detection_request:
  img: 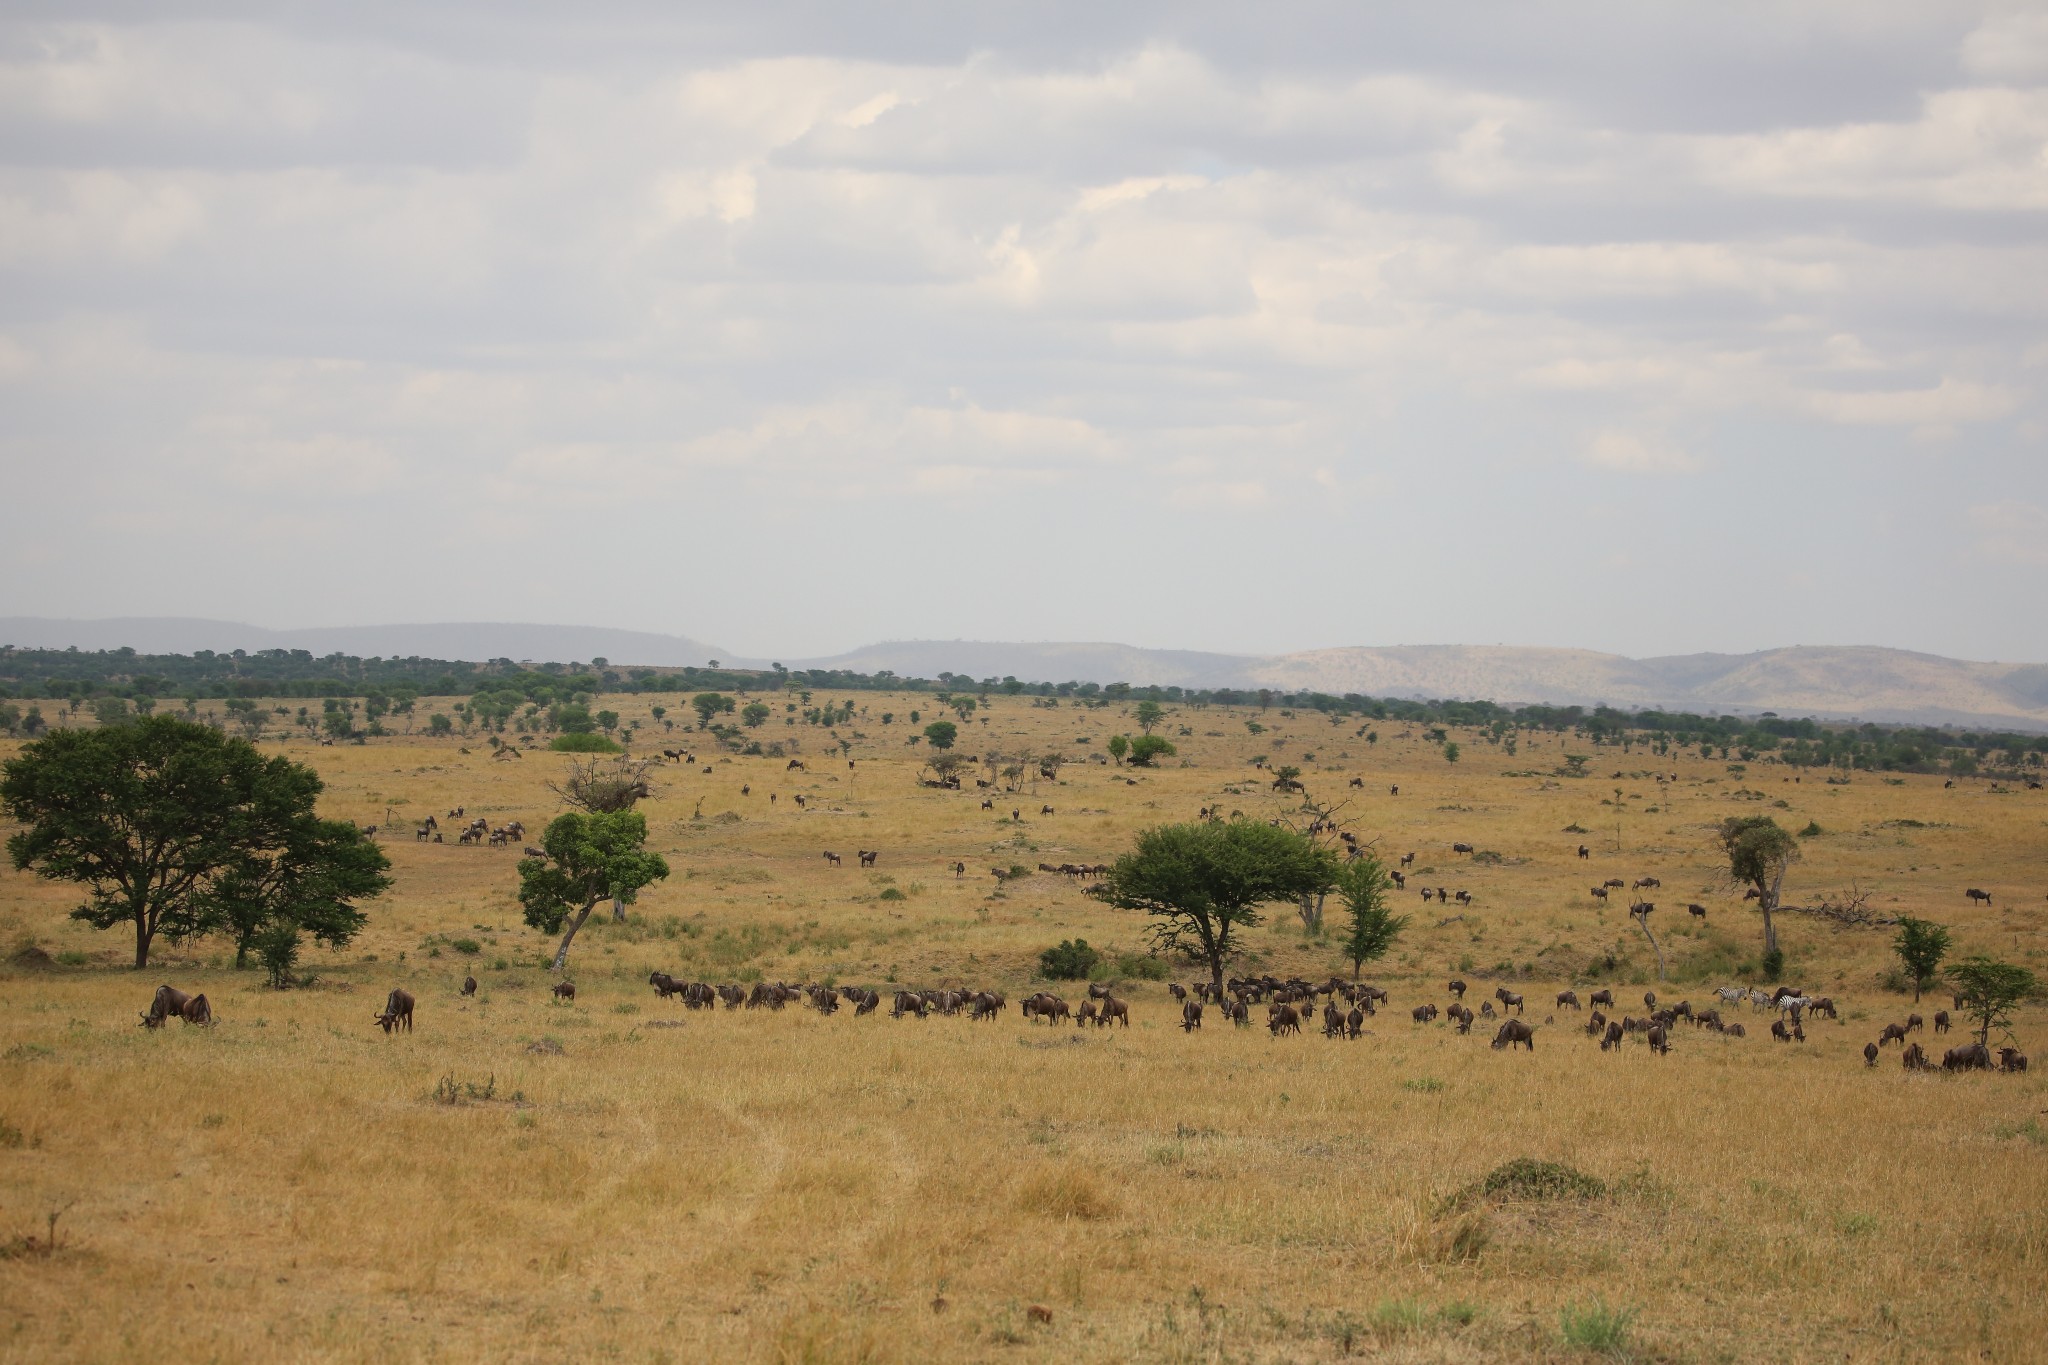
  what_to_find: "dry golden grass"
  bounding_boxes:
[3,693,2045,1362]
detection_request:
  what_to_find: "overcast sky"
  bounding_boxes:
[2,2,2044,662]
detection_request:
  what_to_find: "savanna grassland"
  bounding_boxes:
[2,693,2045,1363]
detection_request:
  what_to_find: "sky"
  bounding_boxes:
[1,1,2045,663]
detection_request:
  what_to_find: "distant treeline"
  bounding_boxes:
[1,645,2043,775]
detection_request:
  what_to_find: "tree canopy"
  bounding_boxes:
[1133,699,1165,733]
[1892,916,1951,1002]
[1945,956,2037,1047]
[1335,854,1406,979]
[923,720,958,750]
[2,715,389,969]
[1126,734,1177,767]
[518,811,670,971]
[1717,813,1798,970]
[1092,819,1337,990]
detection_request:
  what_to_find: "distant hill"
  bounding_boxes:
[5,618,2043,729]
[0,618,732,669]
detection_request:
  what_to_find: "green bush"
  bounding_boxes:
[1039,938,1100,980]
[1114,951,1168,980]
[1558,1297,1635,1355]
[878,887,906,902]
[550,733,622,753]
[255,922,302,990]
[450,937,482,955]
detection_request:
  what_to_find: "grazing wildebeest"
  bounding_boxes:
[1599,1020,1624,1051]
[1447,979,1467,999]
[787,759,805,771]
[1349,776,1364,788]
[1410,1004,1438,1024]
[1725,1023,1747,1038]
[1099,995,1129,1028]
[1999,1047,2028,1073]
[1590,886,1609,901]
[1555,990,1580,1010]
[1633,876,1661,890]
[1646,1024,1670,1055]
[1495,987,1524,1015]
[374,988,414,1033]
[1268,1004,1302,1036]
[1181,1000,1203,1032]
[1901,1042,1930,1070]
[1074,999,1098,1028]
[141,984,192,1028]
[461,975,478,997]
[1452,842,1474,855]
[1863,1041,1879,1066]
[1399,852,1415,867]
[1448,1003,1473,1034]
[1590,989,1614,1009]
[823,851,842,866]
[1905,1013,1924,1032]
[858,850,878,867]
[1480,1000,1495,1018]
[1577,845,1590,859]
[1687,903,1708,920]
[1040,806,1054,816]
[953,861,965,877]
[1491,1018,1534,1051]
[1943,1042,1992,1071]
[1933,1010,1950,1034]
[551,981,576,1003]
[1965,888,1992,906]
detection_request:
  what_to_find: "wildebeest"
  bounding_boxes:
[1999,1047,2028,1073]
[1495,987,1524,1015]
[461,975,478,997]
[1447,979,1467,998]
[551,981,576,1003]
[1590,886,1609,901]
[1492,1018,1534,1051]
[1643,991,1657,1009]
[374,988,414,1033]
[1447,1002,1473,1034]
[1555,989,1580,1010]
[1646,1024,1670,1055]
[1451,842,1474,855]
[858,850,878,867]
[1933,1010,1950,1034]
[823,851,842,866]
[1771,1019,1795,1043]
[1074,999,1098,1027]
[1181,1000,1203,1032]
[1878,1021,1909,1047]
[141,984,194,1028]
[1863,1040,1879,1066]
[1577,844,1590,859]
[1902,1042,1930,1070]
[1590,988,1614,1009]
[1410,1004,1438,1024]
[1599,1020,1624,1051]
[1965,888,1992,906]
[1268,1004,1302,1036]
[1942,1042,1992,1071]
[1633,876,1661,890]
[1098,995,1129,1028]
[1687,903,1707,920]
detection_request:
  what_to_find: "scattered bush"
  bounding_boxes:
[1039,939,1101,980]
[1113,951,1168,980]
[1558,1297,1636,1355]
[450,937,482,955]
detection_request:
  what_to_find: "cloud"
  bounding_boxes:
[1803,378,2018,427]
[1580,429,1700,475]
[1970,501,2048,566]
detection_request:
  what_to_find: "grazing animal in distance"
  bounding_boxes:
[1998,1047,2028,1073]
[1599,1020,1624,1051]
[1646,1024,1670,1055]
[1491,1018,1534,1051]
[1451,842,1474,855]
[823,851,842,866]
[1555,989,1580,1010]
[1965,888,1992,906]
[1590,989,1614,1009]
[1863,1041,1879,1066]
[1687,903,1707,919]
[374,989,415,1033]
[1447,979,1467,998]
[1181,1000,1203,1032]
[858,850,878,867]
[551,981,576,1003]
[1410,1004,1438,1024]
[1901,1042,1930,1070]
[1577,845,1590,859]
[461,975,477,997]
[1943,1042,1992,1071]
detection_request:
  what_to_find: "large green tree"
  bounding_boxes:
[209,812,391,976]
[923,720,958,750]
[1335,854,1406,979]
[1126,735,1177,767]
[1091,818,1337,993]
[518,811,670,971]
[1133,700,1165,733]
[1717,814,1799,974]
[2,716,390,969]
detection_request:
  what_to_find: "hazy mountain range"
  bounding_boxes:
[5,618,2046,730]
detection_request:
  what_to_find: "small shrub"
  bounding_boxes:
[54,950,89,967]
[1478,1157,1606,1203]
[1114,952,1169,981]
[1798,820,1822,838]
[1558,1297,1635,1355]
[549,733,622,753]
[255,922,302,990]
[1040,939,1100,980]
[1761,947,1785,981]
[878,887,906,902]
[1015,1164,1118,1221]
[450,937,482,955]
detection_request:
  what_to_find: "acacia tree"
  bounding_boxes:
[1134,700,1165,733]
[210,814,391,978]
[1892,916,1952,1002]
[518,811,670,971]
[1945,957,2037,1048]
[1718,814,1798,977]
[2,716,389,969]
[1335,854,1406,979]
[1091,819,1336,993]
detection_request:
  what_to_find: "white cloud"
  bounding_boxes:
[1580,429,1701,475]
[1803,378,2018,427]
[1970,501,2048,565]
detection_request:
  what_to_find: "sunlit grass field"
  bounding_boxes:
[3,692,2044,1361]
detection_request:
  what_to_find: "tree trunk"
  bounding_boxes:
[611,894,626,924]
[1761,862,1788,956]
[551,897,600,972]
[134,914,152,970]
[1634,913,1666,981]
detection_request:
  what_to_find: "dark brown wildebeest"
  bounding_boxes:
[462,975,478,997]
[1725,1022,1747,1038]
[1555,990,1580,1010]
[794,794,807,808]
[1965,888,1992,906]
[649,971,682,998]
[858,850,878,867]
[1771,1019,1799,1043]
[787,759,806,771]
[1495,987,1524,1015]
[1864,1041,1880,1066]
[1687,903,1708,920]
[1633,876,1661,890]
[1074,999,1098,1027]
[1643,990,1658,1009]
[1349,776,1364,788]
[1807,997,1837,1019]
[740,784,750,797]
[1399,851,1415,867]
[1585,1009,1606,1036]
[1448,1003,1473,1034]
[1878,1022,1909,1047]
[1933,1010,1950,1034]
[1268,1003,1302,1036]
[1942,1042,1992,1071]
[1181,1000,1202,1032]
[1600,1020,1624,1051]
[1410,1003,1438,1024]
[1906,1013,1924,1032]
[980,797,994,811]
[1577,844,1590,859]
[1494,1020,1535,1055]
[374,988,415,1033]
[551,981,576,1003]
[1099,996,1129,1028]
[1040,805,1054,816]
[823,851,842,866]
[1447,979,1467,999]
[1346,1007,1365,1038]
[1590,988,1614,1009]
[1902,1042,1930,1070]
[1999,1047,2028,1073]
[1604,878,1626,890]
[1590,886,1609,901]
[1646,1024,1670,1055]
[953,861,966,877]
[523,846,547,859]
[1452,841,1475,854]
[141,984,191,1028]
